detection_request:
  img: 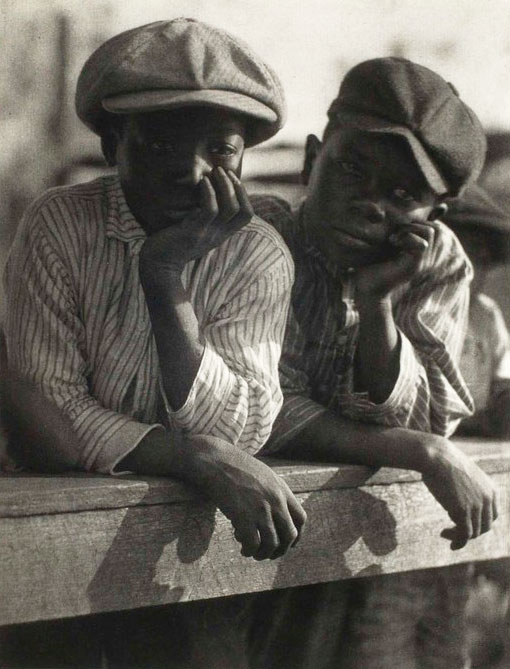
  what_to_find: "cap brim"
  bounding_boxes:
[102,89,278,124]
[333,109,450,195]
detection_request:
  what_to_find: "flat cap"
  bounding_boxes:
[328,58,486,196]
[75,18,286,147]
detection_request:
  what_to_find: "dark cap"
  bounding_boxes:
[327,57,486,196]
[75,18,286,147]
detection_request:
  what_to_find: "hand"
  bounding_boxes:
[178,435,307,561]
[355,222,437,302]
[422,439,498,550]
[139,167,254,274]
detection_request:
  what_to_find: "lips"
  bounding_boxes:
[164,203,199,222]
[331,228,380,250]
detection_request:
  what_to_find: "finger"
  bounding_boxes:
[395,221,436,243]
[287,497,307,547]
[389,231,429,254]
[492,493,499,521]
[457,513,473,548]
[197,175,219,223]
[233,522,260,558]
[210,167,240,224]
[253,510,280,561]
[480,500,493,535]
[227,170,254,232]
[440,526,467,551]
[270,507,300,559]
[471,506,482,538]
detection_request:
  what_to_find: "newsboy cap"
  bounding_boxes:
[75,18,286,147]
[327,57,486,196]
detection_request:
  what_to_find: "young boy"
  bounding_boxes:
[2,18,304,667]
[444,184,510,667]
[251,58,496,668]
[445,184,510,438]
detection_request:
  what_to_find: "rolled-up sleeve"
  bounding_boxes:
[339,223,475,437]
[165,227,295,455]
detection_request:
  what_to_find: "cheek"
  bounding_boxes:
[220,153,243,176]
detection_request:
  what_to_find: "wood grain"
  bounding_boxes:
[0,438,509,625]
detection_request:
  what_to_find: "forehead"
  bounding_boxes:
[323,126,430,186]
[124,107,247,139]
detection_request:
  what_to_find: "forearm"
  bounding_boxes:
[276,409,441,475]
[355,298,401,403]
[120,427,268,490]
[140,266,205,410]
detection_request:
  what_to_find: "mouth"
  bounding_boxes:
[331,228,380,251]
[164,205,199,222]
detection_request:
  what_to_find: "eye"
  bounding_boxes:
[392,188,416,203]
[209,143,238,157]
[336,161,362,178]
[148,140,175,154]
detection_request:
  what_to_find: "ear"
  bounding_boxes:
[428,202,448,221]
[301,134,322,185]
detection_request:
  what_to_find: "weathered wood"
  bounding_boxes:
[1,439,508,518]
[0,439,509,626]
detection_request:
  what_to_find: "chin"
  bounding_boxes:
[332,246,383,269]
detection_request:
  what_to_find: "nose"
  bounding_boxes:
[171,151,213,186]
[350,200,386,224]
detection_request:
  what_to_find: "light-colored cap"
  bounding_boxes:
[75,18,286,147]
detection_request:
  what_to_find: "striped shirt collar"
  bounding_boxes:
[104,175,148,247]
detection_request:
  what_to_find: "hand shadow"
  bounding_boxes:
[86,491,217,614]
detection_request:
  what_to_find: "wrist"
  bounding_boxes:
[173,435,241,487]
[139,259,184,290]
[418,433,456,476]
[356,294,393,314]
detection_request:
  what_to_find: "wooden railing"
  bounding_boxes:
[1,438,509,626]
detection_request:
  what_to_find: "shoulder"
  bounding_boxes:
[14,177,110,244]
[226,204,295,278]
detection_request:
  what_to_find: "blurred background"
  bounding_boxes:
[2,2,510,666]
[1,0,510,295]
[2,0,510,270]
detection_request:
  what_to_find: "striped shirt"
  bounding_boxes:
[4,176,294,473]
[251,196,474,448]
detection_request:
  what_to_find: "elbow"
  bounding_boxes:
[1,370,80,473]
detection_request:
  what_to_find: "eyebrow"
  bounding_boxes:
[330,143,366,162]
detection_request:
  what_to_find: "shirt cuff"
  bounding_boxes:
[340,333,421,422]
[164,342,233,434]
[93,421,166,475]
[261,395,328,454]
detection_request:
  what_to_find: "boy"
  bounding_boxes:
[252,58,497,668]
[2,19,304,667]
[445,184,510,438]
[445,184,510,667]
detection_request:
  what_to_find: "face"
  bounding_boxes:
[113,107,246,234]
[302,127,447,268]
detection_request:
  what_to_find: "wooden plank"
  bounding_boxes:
[1,438,509,518]
[0,446,509,626]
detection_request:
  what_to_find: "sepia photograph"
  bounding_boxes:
[1,1,510,667]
